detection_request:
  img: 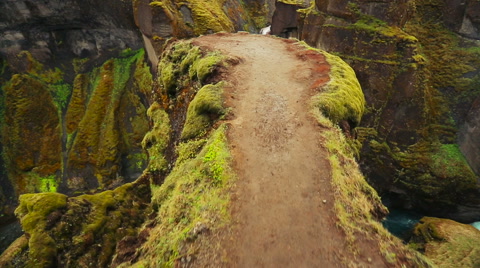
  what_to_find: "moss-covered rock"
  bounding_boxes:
[15,192,67,267]
[142,102,171,173]
[66,49,150,190]
[410,217,480,267]
[6,178,151,267]
[181,83,226,140]
[2,72,62,195]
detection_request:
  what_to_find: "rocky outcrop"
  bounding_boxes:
[0,176,151,267]
[409,217,480,267]
[272,0,480,222]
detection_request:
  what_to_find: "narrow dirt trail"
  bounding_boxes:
[194,33,347,267]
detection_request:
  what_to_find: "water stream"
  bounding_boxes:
[382,208,422,241]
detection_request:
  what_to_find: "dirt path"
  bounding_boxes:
[194,33,348,267]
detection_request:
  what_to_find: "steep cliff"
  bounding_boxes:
[0,0,268,222]
[273,0,480,221]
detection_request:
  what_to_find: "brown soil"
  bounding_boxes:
[192,33,380,267]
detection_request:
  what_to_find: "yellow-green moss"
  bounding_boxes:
[65,74,88,134]
[277,0,309,6]
[189,51,224,82]
[2,73,62,194]
[299,42,365,125]
[158,41,224,95]
[310,110,432,266]
[394,142,477,201]
[410,217,480,267]
[181,82,226,140]
[133,124,233,267]
[67,49,146,187]
[15,192,67,267]
[142,102,171,173]
[176,138,207,164]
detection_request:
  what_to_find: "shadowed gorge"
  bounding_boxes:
[1,0,480,267]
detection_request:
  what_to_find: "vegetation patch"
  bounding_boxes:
[298,42,365,126]
[410,217,480,267]
[158,41,224,95]
[132,124,234,267]
[142,102,171,173]
[181,82,226,140]
[15,192,67,267]
[67,49,148,188]
[8,179,151,267]
[311,110,432,267]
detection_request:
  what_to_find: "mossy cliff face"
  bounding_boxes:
[0,49,150,199]
[66,49,150,192]
[409,217,480,267]
[0,178,150,267]
[0,0,148,222]
[275,0,480,221]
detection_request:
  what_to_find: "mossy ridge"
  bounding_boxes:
[2,74,62,195]
[297,41,365,126]
[410,217,480,267]
[311,110,433,267]
[15,192,68,267]
[181,82,226,140]
[67,49,146,188]
[131,124,233,267]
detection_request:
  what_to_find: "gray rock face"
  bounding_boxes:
[459,97,480,176]
[0,0,142,67]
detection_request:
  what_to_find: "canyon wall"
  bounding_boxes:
[272,0,480,222]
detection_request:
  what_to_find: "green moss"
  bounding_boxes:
[392,141,477,202]
[2,73,62,193]
[65,74,88,134]
[134,124,233,267]
[277,0,308,6]
[189,51,224,82]
[431,144,475,179]
[181,82,226,140]
[179,46,201,73]
[142,102,171,173]
[410,217,480,267]
[158,41,223,95]
[176,139,207,164]
[299,42,365,125]
[15,192,67,267]
[67,49,146,187]
[160,62,176,93]
[310,110,431,266]
[15,192,67,233]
